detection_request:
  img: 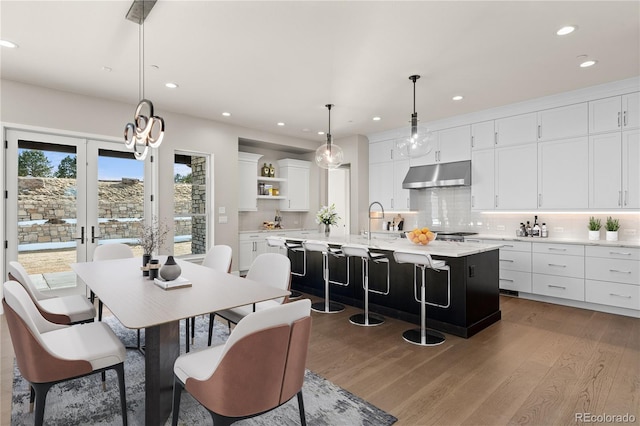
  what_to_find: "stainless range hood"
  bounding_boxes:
[402,160,471,189]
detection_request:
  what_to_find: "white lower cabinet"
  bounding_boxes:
[498,241,532,292]
[532,274,585,301]
[585,246,640,310]
[532,243,584,303]
[238,234,267,271]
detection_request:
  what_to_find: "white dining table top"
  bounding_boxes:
[71,256,290,329]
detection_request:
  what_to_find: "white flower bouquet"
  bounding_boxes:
[316,204,340,226]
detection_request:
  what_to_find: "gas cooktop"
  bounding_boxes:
[433,231,478,241]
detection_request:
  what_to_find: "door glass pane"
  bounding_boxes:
[97,149,145,255]
[17,140,78,291]
[174,153,208,256]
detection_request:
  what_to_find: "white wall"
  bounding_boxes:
[1,79,321,262]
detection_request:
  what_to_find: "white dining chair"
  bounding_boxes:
[7,261,95,325]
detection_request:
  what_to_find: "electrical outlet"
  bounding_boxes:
[218,216,228,224]
[218,206,226,214]
[624,229,637,236]
[554,227,564,233]
[497,225,505,231]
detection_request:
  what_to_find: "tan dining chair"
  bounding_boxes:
[3,280,128,426]
[172,299,312,426]
[7,261,95,325]
[212,253,291,342]
[186,245,233,352]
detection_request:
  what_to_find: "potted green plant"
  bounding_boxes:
[588,216,601,241]
[605,216,620,241]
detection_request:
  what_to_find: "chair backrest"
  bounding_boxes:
[246,253,291,303]
[302,239,328,253]
[2,281,91,383]
[265,236,286,248]
[341,243,371,259]
[202,245,233,273]
[184,299,312,418]
[8,261,50,302]
[93,243,134,261]
[393,250,438,269]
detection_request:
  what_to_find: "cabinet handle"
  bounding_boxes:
[623,110,627,127]
[609,269,631,274]
[495,195,498,208]
[495,132,498,145]
[609,293,631,299]
[548,263,567,268]
[538,124,541,139]
[471,195,474,208]
[503,244,514,248]
[500,259,514,262]
[618,111,621,127]
[618,191,622,207]
[548,284,566,290]
[499,278,514,282]
[407,198,410,209]
[548,247,566,251]
[390,149,394,160]
[391,198,394,209]
[471,135,474,148]
[538,193,542,207]
[609,251,631,256]
[624,190,628,206]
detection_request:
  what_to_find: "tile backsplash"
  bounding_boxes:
[409,187,640,241]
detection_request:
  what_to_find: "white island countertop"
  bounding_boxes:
[281,232,503,258]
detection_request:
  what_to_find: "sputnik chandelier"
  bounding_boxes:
[123,0,164,161]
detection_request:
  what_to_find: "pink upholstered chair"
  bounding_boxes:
[172,299,312,426]
[92,243,134,320]
[3,281,127,426]
[7,261,95,325]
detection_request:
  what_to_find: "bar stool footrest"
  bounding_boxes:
[311,301,345,313]
[402,328,445,346]
[349,313,384,326]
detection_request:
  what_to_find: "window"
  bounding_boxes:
[174,152,210,257]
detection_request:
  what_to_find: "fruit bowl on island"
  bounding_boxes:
[406,227,437,245]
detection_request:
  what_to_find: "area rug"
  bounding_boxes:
[11,314,397,425]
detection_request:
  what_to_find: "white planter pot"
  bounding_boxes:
[588,230,600,241]
[606,231,619,241]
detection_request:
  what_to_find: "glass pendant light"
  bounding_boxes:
[315,104,344,170]
[395,75,434,159]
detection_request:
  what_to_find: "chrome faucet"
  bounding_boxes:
[368,201,385,244]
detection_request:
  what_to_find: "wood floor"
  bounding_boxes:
[2,294,638,425]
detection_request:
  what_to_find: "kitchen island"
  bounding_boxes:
[282,233,503,338]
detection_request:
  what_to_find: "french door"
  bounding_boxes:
[5,129,147,293]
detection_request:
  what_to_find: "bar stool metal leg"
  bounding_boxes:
[349,257,385,326]
[311,251,345,313]
[403,264,445,346]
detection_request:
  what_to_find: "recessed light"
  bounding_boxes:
[580,59,597,68]
[165,82,178,89]
[318,131,325,135]
[372,116,381,121]
[302,128,310,132]
[0,39,18,48]
[452,95,464,101]
[222,112,231,117]
[101,66,112,72]
[556,25,577,36]
[277,122,285,126]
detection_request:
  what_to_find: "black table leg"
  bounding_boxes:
[145,321,179,425]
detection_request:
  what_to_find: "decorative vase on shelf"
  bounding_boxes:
[160,255,181,281]
[606,231,618,242]
[588,230,600,241]
[142,254,151,276]
[324,224,331,237]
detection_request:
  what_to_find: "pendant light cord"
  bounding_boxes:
[138,3,145,101]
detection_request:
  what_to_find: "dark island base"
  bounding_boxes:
[290,247,501,338]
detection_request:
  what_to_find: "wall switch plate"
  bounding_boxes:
[218,206,226,214]
[218,216,228,224]
[497,225,505,231]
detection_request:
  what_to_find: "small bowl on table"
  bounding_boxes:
[405,230,437,246]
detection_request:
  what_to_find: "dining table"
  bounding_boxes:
[71,256,290,425]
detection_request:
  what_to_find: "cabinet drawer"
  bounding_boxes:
[533,274,584,301]
[500,250,531,272]
[533,253,585,278]
[533,243,584,256]
[585,246,640,261]
[497,240,532,253]
[585,257,640,285]
[240,233,264,242]
[499,269,532,293]
[585,280,640,310]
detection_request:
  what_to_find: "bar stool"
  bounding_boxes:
[302,240,349,313]
[341,244,389,326]
[265,236,302,298]
[393,250,450,346]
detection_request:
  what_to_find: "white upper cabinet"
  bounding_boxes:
[277,159,310,211]
[369,139,395,163]
[393,159,411,210]
[622,129,640,209]
[471,120,495,150]
[495,113,538,147]
[537,103,588,142]
[589,132,622,208]
[438,125,471,163]
[471,149,495,210]
[495,143,538,210]
[369,161,394,209]
[538,137,589,209]
[589,92,640,134]
[238,152,262,211]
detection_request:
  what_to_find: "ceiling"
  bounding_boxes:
[1,1,639,143]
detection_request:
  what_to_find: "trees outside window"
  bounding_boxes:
[54,155,77,178]
[18,150,53,177]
